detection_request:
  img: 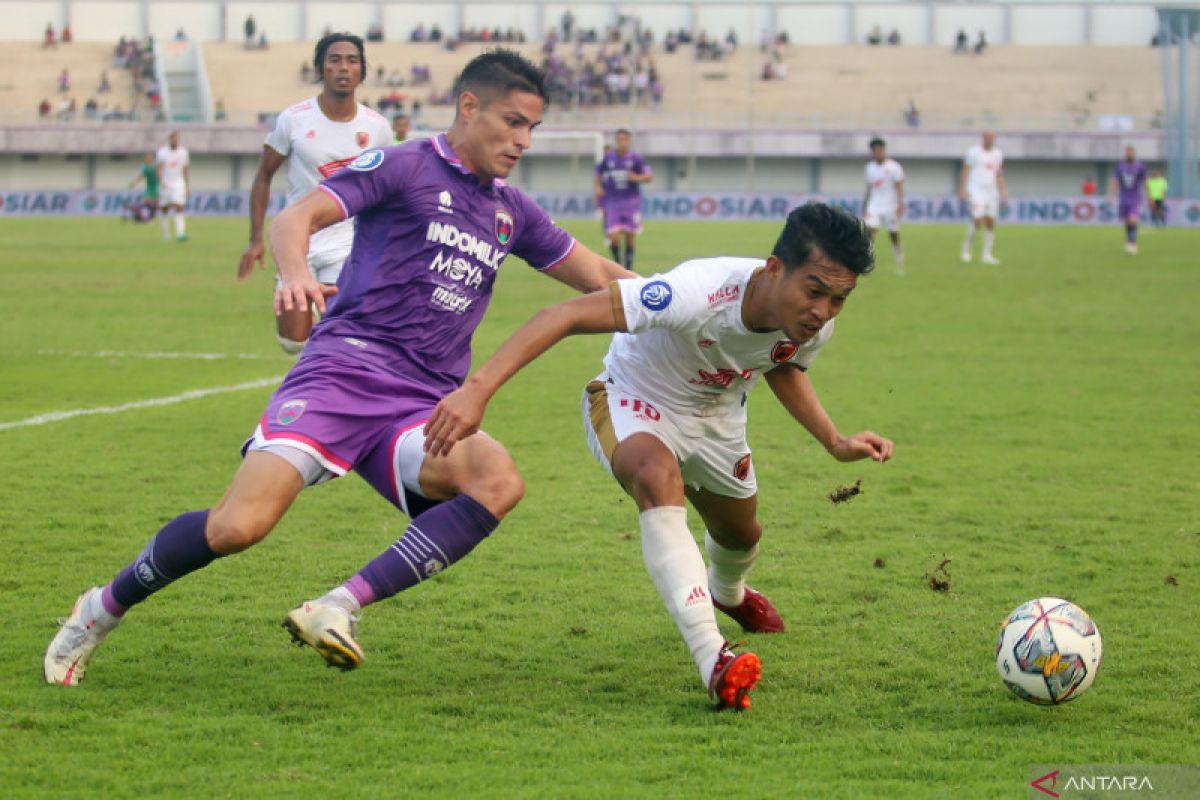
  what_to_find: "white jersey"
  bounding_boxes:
[865,158,904,213]
[605,258,834,423]
[265,97,392,259]
[965,145,1003,196]
[156,145,189,185]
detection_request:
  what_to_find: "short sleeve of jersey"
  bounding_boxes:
[612,266,708,335]
[508,190,577,271]
[594,158,605,176]
[633,153,651,176]
[318,148,401,219]
[264,109,293,157]
[890,161,905,182]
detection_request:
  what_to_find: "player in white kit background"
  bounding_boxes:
[423,203,894,710]
[959,130,1007,265]
[156,131,189,243]
[237,33,392,353]
[862,137,905,275]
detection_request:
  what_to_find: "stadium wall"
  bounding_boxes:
[3,0,1165,47]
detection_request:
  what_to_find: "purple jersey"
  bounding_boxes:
[311,134,577,396]
[596,150,651,207]
[1114,160,1147,202]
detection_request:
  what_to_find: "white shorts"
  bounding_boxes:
[274,245,349,288]
[161,180,187,207]
[581,378,757,500]
[969,191,1000,220]
[863,207,900,233]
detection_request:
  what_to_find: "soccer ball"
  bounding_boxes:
[995,597,1102,705]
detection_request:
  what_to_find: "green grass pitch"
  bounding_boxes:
[2,216,1197,798]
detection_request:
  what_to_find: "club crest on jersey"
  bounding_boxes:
[640,280,672,311]
[356,131,369,148]
[494,209,514,245]
[771,340,800,364]
[277,399,307,425]
[734,454,752,481]
[348,149,384,172]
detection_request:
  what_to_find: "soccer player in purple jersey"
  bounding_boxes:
[594,129,652,271]
[44,49,631,686]
[1110,145,1149,255]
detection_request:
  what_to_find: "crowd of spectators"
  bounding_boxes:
[954,29,989,54]
[536,17,663,110]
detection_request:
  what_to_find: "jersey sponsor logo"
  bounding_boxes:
[428,250,485,288]
[356,131,369,148]
[771,340,800,363]
[734,454,752,481]
[438,190,453,214]
[688,368,753,388]
[618,397,660,421]
[347,149,384,172]
[426,221,506,270]
[640,280,672,311]
[317,155,357,178]
[494,208,514,245]
[278,399,307,425]
[430,285,474,314]
[707,284,740,308]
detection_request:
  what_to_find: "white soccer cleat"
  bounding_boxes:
[960,250,972,263]
[981,254,1001,265]
[44,587,117,686]
[1125,242,1138,255]
[283,599,364,670]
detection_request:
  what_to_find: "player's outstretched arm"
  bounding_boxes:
[268,188,344,317]
[238,146,286,280]
[957,163,969,201]
[549,243,636,292]
[764,364,893,463]
[424,289,624,456]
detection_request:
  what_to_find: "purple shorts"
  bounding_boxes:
[247,353,443,515]
[1118,197,1142,220]
[603,200,643,235]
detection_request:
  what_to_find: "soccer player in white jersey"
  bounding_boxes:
[862,137,905,274]
[424,203,894,710]
[237,33,392,353]
[156,131,189,242]
[959,130,1007,265]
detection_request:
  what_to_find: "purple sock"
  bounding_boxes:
[1126,224,1137,244]
[104,510,221,614]
[347,494,499,607]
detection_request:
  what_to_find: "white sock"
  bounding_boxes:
[894,245,904,266]
[963,224,976,251]
[174,213,186,238]
[982,230,995,257]
[640,507,724,685]
[85,589,121,633]
[705,533,758,606]
[318,586,361,616]
[160,212,171,240]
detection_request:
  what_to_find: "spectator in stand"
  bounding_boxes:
[58,68,71,93]
[302,62,313,81]
[244,14,256,47]
[954,29,969,53]
[974,30,988,54]
[725,28,738,51]
[98,71,112,93]
[259,31,269,50]
[39,98,52,118]
[430,23,442,42]
[904,99,920,128]
[887,28,901,45]
[1081,176,1097,196]
[62,24,73,44]
[866,25,883,45]
[214,98,227,121]
[367,23,383,42]
[44,23,57,48]
[84,97,99,120]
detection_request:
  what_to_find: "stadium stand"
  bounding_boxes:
[0,42,140,122]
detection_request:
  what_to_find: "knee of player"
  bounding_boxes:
[712,520,762,549]
[465,461,525,518]
[206,508,273,554]
[626,458,684,503]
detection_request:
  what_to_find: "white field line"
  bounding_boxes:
[0,376,285,432]
[36,349,286,361]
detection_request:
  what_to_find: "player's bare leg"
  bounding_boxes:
[46,453,303,685]
[621,230,637,271]
[962,218,979,263]
[687,487,784,634]
[888,230,905,275]
[611,434,761,708]
[291,431,523,669]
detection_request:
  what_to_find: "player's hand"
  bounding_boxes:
[424,386,488,457]
[828,431,893,463]
[274,276,337,317]
[237,240,266,280]
[593,189,604,203]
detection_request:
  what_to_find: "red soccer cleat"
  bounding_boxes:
[708,642,762,711]
[713,587,786,633]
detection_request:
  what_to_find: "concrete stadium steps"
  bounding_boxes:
[1,42,137,120]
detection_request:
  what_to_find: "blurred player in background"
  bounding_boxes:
[392,111,411,144]
[127,151,160,220]
[1147,169,1167,228]
[423,203,894,710]
[862,137,905,275]
[156,131,189,242]
[1110,146,1149,254]
[959,130,1006,265]
[594,129,652,271]
[237,33,391,353]
[44,49,630,687]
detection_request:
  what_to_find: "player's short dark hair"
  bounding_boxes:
[773,203,875,276]
[453,48,549,106]
[869,137,885,149]
[313,32,366,84]
[616,128,632,137]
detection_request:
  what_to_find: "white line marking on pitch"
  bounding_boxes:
[0,376,286,432]
[36,349,286,361]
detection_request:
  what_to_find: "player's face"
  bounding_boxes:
[871,144,885,162]
[459,89,545,182]
[615,132,631,154]
[1125,146,1136,162]
[982,131,995,149]
[168,133,179,148]
[393,116,410,140]
[768,253,857,343]
[321,42,363,96]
